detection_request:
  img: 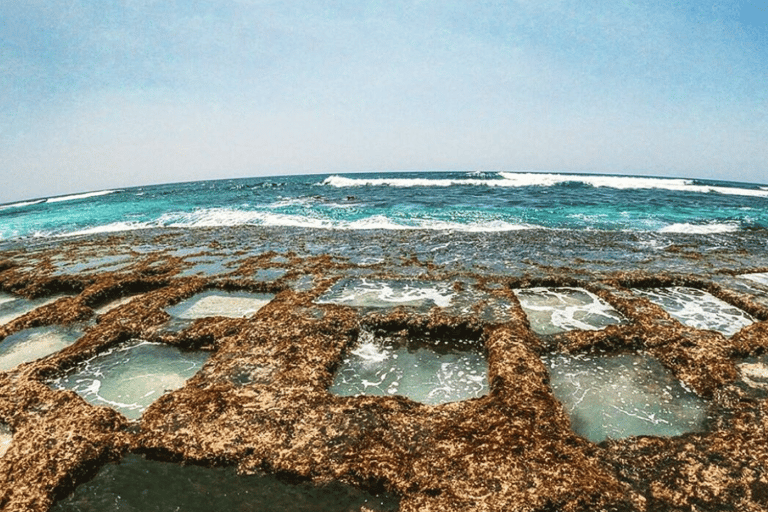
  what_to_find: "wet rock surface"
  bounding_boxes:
[0,228,767,511]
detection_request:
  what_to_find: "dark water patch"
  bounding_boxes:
[177,255,234,278]
[53,454,399,512]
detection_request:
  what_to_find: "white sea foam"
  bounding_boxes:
[331,330,488,405]
[514,287,625,335]
[740,273,768,287]
[57,221,152,237]
[317,279,455,309]
[46,189,119,203]
[322,173,768,198]
[502,173,768,197]
[54,208,535,238]
[0,199,45,210]
[50,340,209,420]
[633,286,755,336]
[658,222,741,234]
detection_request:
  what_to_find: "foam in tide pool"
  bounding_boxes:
[740,272,768,288]
[633,286,755,336]
[545,353,708,443]
[513,287,625,335]
[50,341,209,420]
[0,325,83,372]
[53,454,399,512]
[0,423,11,458]
[330,331,488,405]
[165,290,273,319]
[317,279,454,309]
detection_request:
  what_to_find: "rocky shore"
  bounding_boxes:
[1,229,767,511]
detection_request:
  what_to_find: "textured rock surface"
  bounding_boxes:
[0,232,767,511]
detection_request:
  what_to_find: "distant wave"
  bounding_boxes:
[0,199,45,210]
[322,173,768,198]
[322,175,500,188]
[658,222,741,234]
[56,208,536,237]
[46,190,120,204]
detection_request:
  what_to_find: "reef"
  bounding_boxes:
[1,228,768,511]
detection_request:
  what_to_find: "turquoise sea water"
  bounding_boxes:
[1,171,767,241]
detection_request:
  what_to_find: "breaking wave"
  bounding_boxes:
[322,172,768,198]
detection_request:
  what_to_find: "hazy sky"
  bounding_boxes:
[1,1,766,203]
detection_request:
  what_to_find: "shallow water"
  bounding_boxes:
[52,454,399,512]
[736,354,768,395]
[94,294,145,315]
[176,255,236,277]
[0,325,83,371]
[544,353,708,443]
[632,286,755,336]
[51,254,133,276]
[165,290,273,319]
[317,279,454,310]
[330,331,488,405]
[513,287,625,335]
[740,272,768,288]
[50,341,209,420]
[0,423,11,458]
[0,294,71,326]
[253,267,288,282]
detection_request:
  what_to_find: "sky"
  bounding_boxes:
[0,0,767,203]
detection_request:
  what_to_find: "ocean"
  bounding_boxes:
[2,170,768,240]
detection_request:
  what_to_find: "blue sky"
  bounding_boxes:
[1,0,766,202]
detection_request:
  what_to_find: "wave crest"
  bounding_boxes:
[46,190,120,204]
[321,173,768,198]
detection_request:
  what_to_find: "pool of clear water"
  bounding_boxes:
[165,290,273,319]
[513,287,626,335]
[632,286,755,336]
[0,324,84,372]
[544,352,709,443]
[330,331,488,405]
[49,340,209,420]
[317,279,454,310]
